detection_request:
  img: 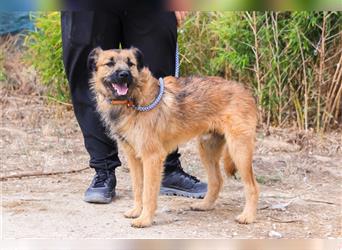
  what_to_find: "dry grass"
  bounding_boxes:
[179,12,342,132]
[0,34,45,95]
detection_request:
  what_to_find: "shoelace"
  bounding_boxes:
[174,164,200,184]
[165,153,200,184]
[94,170,112,187]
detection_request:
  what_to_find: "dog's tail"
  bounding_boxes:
[223,146,237,177]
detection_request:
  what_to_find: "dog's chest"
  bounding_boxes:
[105,110,145,147]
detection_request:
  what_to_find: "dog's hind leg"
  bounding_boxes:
[225,133,259,224]
[223,145,237,177]
[191,133,225,211]
[121,142,144,219]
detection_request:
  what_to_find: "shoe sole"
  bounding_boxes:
[160,187,205,199]
[83,190,116,204]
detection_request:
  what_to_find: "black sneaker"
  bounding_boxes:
[84,169,116,204]
[160,164,207,199]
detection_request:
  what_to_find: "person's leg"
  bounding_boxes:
[61,11,122,203]
[121,11,207,198]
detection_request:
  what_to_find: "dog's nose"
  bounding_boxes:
[118,71,129,79]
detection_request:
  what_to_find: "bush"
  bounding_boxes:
[179,11,342,131]
[25,11,342,131]
[24,12,68,102]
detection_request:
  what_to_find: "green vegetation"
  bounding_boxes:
[179,12,342,131]
[24,11,342,131]
[24,12,68,102]
[0,50,6,82]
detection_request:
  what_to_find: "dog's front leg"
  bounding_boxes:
[131,152,164,228]
[121,142,143,219]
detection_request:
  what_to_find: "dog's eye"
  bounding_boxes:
[106,61,115,67]
[127,58,135,67]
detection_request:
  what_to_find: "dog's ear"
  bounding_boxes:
[132,48,144,71]
[87,47,102,71]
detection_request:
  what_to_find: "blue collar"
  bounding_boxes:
[131,77,165,112]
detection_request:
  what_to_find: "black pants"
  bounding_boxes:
[61,11,180,170]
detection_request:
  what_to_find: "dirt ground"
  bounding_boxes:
[1,83,341,239]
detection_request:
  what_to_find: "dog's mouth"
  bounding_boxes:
[111,83,129,96]
[103,72,133,98]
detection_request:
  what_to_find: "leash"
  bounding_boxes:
[175,43,180,78]
[110,43,179,111]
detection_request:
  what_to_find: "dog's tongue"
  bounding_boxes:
[112,83,128,96]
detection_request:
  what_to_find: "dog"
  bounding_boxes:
[88,47,259,228]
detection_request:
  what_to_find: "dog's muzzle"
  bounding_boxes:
[105,70,132,96]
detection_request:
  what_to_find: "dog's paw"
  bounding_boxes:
[235,212,255,224]
[124,207,142,219]
[190,201,215,211]
[131,217,153,228]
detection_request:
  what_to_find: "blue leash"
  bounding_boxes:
[132,43,179,112]
[175,43,180,78]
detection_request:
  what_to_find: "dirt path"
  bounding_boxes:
[1,89,341,239]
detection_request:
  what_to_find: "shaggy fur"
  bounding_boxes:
[89,47,259,228]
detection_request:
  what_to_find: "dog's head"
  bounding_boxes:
[88,47,144,99]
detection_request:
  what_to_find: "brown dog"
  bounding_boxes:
[88,47,259,228]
